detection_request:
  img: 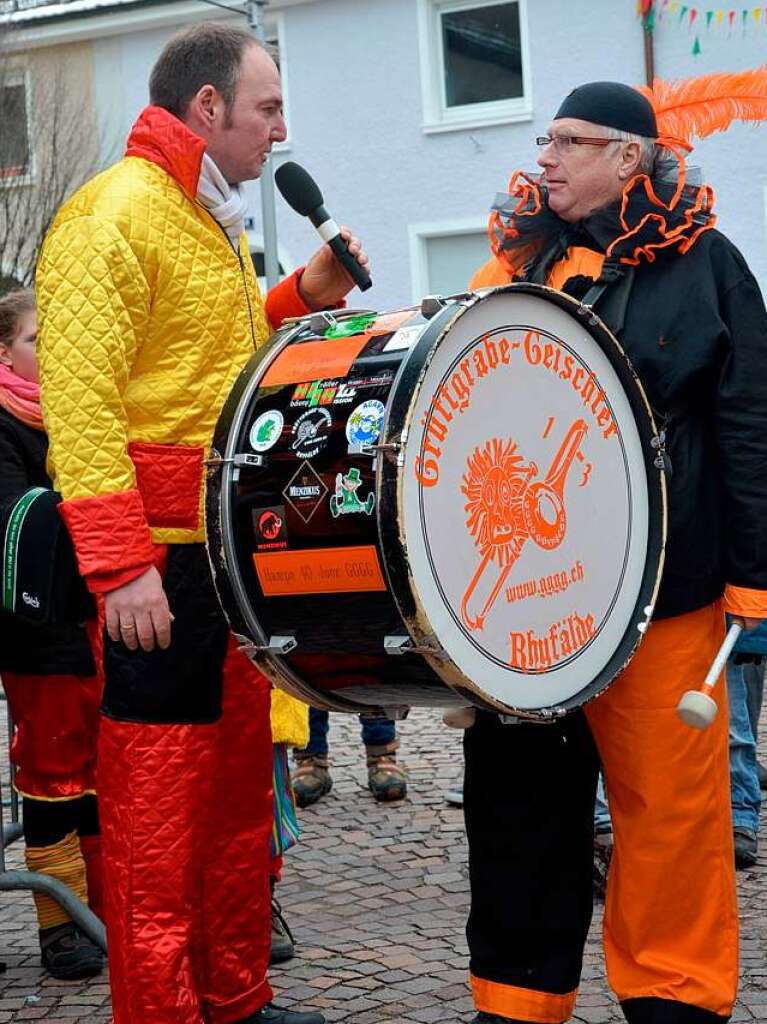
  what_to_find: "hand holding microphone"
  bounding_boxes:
[275,162,372,303]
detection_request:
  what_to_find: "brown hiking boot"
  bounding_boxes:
[366,750,407,802]
[291,755,332,809]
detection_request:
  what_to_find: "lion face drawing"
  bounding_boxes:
[461,438,537,566]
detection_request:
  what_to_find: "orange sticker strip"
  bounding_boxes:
[261,335,370,388]
[254,545,387,596]
[368,309,415,336]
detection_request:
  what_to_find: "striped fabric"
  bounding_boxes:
[271,743,300,858]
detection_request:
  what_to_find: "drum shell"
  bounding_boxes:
[207,287,666,720]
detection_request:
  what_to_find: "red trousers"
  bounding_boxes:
[98,634,273,1024]
[2,672,100,799]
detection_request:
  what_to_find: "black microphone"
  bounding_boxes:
[274,161,372,292]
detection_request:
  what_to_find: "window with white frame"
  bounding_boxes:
[409,218,491,301]
[418,0,530,133]
[0,70,31,181]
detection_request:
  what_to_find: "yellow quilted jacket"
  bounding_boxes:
[270,689,309,748]
[37,107,308,587]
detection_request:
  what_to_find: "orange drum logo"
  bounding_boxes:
[461,419,588,631]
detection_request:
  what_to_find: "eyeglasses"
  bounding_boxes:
[535,135,619,153]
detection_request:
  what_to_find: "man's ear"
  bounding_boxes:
[185,83,221,130]
[618,141,642,179]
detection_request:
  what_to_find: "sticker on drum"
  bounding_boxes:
[346,399,385,450]
[400,289,657,712]
[249,409,284,452]
[291,408,333,459]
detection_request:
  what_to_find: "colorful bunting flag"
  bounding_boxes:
[637,0,767,51]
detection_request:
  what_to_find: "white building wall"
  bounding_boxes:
[81,0,767,307]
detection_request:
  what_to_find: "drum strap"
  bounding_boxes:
[580,260,636,336]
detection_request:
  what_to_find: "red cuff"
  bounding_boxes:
[58,489,156,591]
[265,268,312,330]
[264,268,347,331]
[86,564,154,595]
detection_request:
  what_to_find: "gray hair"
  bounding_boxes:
[609,129,657,176]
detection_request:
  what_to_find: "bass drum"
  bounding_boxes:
[206,284,666,720]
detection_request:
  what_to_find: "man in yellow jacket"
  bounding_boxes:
[36,22,368,1024]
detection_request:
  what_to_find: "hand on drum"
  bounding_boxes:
[298,226,370,309]
[105,565,174,652]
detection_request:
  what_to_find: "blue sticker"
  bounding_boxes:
[346,399,385,450]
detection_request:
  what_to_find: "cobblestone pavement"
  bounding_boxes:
[1,704,766,1023]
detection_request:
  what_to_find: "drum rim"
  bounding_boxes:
[378,282,667,719]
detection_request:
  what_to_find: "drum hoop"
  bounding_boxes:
[379,282,667,717]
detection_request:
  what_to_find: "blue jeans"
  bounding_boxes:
[594,773,612,835]
[727,657,764,833]
[302,707,396,757]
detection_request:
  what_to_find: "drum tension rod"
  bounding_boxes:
[421,291,475,319]
[205,453,266,469]
[576,303,599,326]
[238,635,298,656]
[384,634,445,659]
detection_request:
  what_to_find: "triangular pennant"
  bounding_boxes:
[680,3,689,16]
[692,32,703,50]
[706,8,715,25]
[690,6,699,23]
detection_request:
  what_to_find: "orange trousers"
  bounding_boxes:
[465,602,737,1024]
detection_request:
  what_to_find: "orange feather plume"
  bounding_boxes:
[637,67,767,143]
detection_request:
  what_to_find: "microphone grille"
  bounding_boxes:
[275,162,324,217]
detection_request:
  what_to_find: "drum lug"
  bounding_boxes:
[650,430,673,478]
[238,634,298,656]
[384,633,445,659]
[351,440,402,460]
[205,453,266,469]
[420,295,446,319]
[576,302,599,326]
[360,707,411,722]
[309,310,339,334]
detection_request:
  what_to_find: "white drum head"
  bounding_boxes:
[399,288,660,712]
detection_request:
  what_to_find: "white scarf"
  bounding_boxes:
[196,153,248,248]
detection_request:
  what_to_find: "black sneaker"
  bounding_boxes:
[758,761,767,791]
[270,896,295,964]
[40,922,104,980]
[734,826,758,869]
[239,1004,325,1024]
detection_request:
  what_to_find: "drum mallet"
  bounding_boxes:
[676,622,742,730]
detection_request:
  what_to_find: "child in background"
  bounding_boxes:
[0,289,103,979]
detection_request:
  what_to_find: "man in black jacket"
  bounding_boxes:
[465,82,767,1024]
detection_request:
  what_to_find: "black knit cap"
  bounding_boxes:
[554,81,658,138]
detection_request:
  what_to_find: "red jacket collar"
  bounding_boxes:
[125,105,206,199]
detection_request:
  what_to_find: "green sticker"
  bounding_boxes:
[324,313,377,338]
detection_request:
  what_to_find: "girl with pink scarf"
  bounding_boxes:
[0,290,104,980]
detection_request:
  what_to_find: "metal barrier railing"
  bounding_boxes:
[0,690,107,952]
